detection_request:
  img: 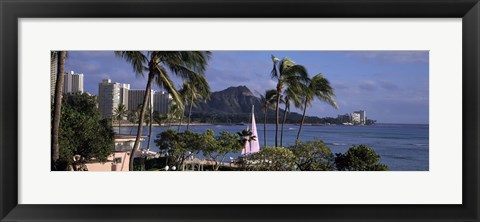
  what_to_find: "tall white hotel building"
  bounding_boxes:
[98,79,130,118]
[63,71,84,94]
[98,79,171,119]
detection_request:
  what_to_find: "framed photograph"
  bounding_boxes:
[1,0,479,221]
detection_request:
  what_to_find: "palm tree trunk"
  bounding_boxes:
[177,108,184,132]
[263,106,267,147]
[280,103,288,147]
[296,100,308,143]
[147,108,153,152]
[129,73,154,171]
[186,95,194,131]
[167,117,172,129]
[118,121,121,134]
[51,51,66,166]
[275,90,281,147]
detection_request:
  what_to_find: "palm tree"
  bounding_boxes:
[51,51,66,166]
[153,111,168,126]
[296,74,338,142]
[256,89,277,147]
[180,75,211,131]
[270,55,309,147]
[280,87,303,147]
[128,109,140,135]
[113,103,128,134]
[169,101,183,129]
[115,51,210,171]
[176,89,187,132]
[237,129,256,154]
[145,106,154,152]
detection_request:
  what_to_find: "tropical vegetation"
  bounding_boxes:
[335,145,388,171]
[246,147,297,171]
[257,89,277,147]
[113,103,128,134]
[179,75,211,131]
[56,93,115,170]
[290,139,335,171]
[200,130,243,171]
[296,74,338,142]
[270,55,310,147]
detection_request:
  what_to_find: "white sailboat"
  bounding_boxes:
[243,105,260,155]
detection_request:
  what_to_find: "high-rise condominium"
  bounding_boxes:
[353,110,367,124]
[64,71,84,94]
[98,79,130,118]
[128,89,154,112]
[50,52,57,97]
[153,92,172,114]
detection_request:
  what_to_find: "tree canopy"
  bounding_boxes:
[155,129,203,168]
[334,145,388,171]
[201,130,243,171]
[57,93,115,169]
[289,139,334,171]
[247,147,297,171]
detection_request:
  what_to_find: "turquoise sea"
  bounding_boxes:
[118,123,429,171]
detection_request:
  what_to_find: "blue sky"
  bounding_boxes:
[65,51,429,124]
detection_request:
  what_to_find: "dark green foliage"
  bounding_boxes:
[154,129,203,169]
[247,147,297,171]
[334,145,388,171]
[57,93,114,168]
[202,130,243,171]
[133,158,145,171]
[237,129,256,148]
[61,93,99,117]
[155,129,243,171]
[289,139,334,171]
[143,156,175,170]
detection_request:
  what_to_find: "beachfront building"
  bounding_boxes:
[84,135,145,171]
[354,110,367,124]
[98,79,130,118]
[351,112,361,124]
[128,89,155,112]
[50,52,57,97]
[153,91,172,114]
[63,71,84,94]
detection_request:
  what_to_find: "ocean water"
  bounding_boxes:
[118,123,429,171]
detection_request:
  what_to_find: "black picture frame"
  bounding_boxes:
[1,0,479,221]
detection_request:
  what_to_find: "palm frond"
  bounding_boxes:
[270,55,280,79]
[114,51,147,76]
[153,64,184,110]
[282,65,309,84]
[310,74,338,109]
[159,51,210,75]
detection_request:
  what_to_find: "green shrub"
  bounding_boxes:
[289,139,334,171]
[335,145,388,171]
[247,147,297,171]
